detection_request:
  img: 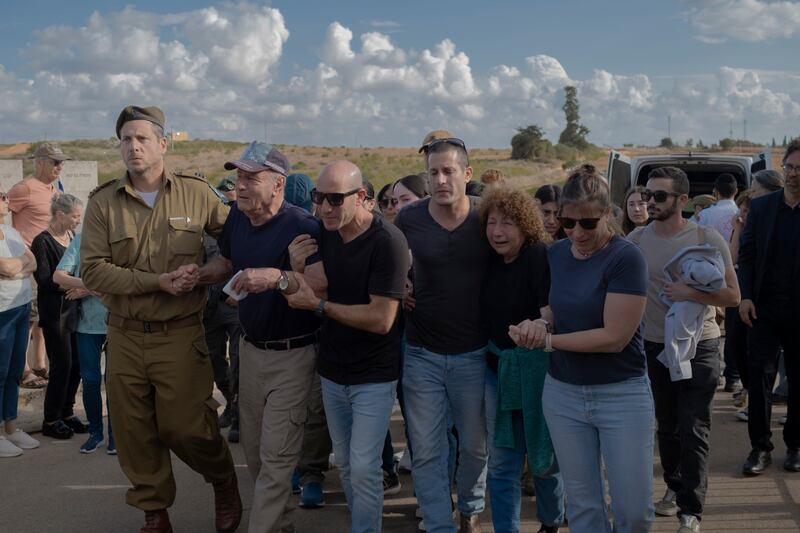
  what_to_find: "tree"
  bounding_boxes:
[558,86,590,149]
[783,136,788,146]
[686,138,694,148]
[660,137,674,149]
[772,137,777,147]
[511,125,553,161]
[697,139,705,148]
[719,138,735,150]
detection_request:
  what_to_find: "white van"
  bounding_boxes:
[606,150,772,208]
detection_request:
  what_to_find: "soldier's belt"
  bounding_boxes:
[108,314,201,333]
[243,330,319,352]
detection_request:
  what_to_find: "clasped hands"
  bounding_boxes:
[508,318,549,350]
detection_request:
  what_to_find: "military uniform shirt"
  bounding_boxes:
[80,170,230,321]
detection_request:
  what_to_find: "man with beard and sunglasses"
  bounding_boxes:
[283,160,409,532]
[628,166,740,533]
[197,141,326,533]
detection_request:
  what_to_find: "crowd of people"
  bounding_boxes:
[0,104,798,533]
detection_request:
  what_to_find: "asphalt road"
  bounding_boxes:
[3,390,800,532]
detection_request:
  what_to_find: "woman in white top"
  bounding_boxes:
[0,188,40,457]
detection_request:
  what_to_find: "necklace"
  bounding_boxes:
[48,226,71,247]
[574,231,614,258]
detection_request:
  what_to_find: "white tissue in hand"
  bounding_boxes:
[223,270,249,301]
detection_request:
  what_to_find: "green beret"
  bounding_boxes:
[116,105,165,139]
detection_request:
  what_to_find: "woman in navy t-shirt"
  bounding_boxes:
[515,165,654,533]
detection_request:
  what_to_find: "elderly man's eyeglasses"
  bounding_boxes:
[50,159,65,166]
[783,163,800,175]
[310,188,361,207]
[642,190,681,203]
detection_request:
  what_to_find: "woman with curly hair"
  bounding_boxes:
[479,187,564,533]
[621,186,650,235]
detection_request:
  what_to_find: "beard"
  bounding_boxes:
[648,198,679,221]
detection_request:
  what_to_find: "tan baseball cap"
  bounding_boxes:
[27,142,71,161]
[419,129,454,153]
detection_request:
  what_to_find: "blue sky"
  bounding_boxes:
[1,0,798,147]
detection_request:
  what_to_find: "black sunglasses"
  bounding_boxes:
[310,188,361,207]
[558,217,601,230]
[642,190,681,203]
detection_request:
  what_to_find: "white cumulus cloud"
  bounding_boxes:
[684,0,800,42]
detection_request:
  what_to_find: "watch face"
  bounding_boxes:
[278,273,289,291]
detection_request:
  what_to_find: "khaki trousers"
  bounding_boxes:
[106,323,235,510]
[239,339,317,533]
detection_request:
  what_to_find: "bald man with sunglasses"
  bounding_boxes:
[198,141,327,533]
[283,160,410,532]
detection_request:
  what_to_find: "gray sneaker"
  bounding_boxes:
[677,514,700,532]
[655,488,678,516]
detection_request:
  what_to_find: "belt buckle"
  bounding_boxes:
[143,321,152,333]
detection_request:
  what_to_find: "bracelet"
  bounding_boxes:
[314,298,327,318]
[544,333,555,353]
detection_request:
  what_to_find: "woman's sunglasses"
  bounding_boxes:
[310,188,361,207]
[558,217,601,230]
[379,198,400,209]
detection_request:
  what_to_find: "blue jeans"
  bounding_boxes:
[321,377,397,533]
[76,332,112,439]
[403,344,488,532]
[485,367,564,532]
[0,302,31,422]
[542,374,655,533]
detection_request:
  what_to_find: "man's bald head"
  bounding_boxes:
[318,160,362,192]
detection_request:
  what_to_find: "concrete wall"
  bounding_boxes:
[0,160,23,225]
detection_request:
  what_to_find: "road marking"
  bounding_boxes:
[63,485,130,490]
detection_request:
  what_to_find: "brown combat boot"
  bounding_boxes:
[213,472,243,533]
[459,513,482,533]
[140,510,173,533]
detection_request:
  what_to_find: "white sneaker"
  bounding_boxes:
[328,452,336,469]
[678,514,700,532]
[735,408,749,422]
[0,436,23,458]
[398,449,412,472]
[655,488,678,516]
[7,429,40,450]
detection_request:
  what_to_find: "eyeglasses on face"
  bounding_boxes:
[378,197,401,209]
[0,192,8,201]
[784,163,800,175]
[558,217,601,230]
[310,188,361,207]
[50,159,65,166]
[642,189,681,203]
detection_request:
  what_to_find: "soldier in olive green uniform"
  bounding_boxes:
[81,106,242,533]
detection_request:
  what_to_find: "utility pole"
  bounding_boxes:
[667,115,671,139]
[264,121,268,144]
[730,120,734,137]
[743,118,747,141]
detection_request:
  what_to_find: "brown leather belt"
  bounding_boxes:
[108,314,201,333]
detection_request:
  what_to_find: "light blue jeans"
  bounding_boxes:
[542,373,655,533]
[403,344,488,533]
[485,367,564,532]
[0,302,30,422]
[321,377,397,533]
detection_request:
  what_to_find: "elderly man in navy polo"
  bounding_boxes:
[199,141,327,533]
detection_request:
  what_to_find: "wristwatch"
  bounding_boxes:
[539,318,553,333]
[314,298,327,317]
[277,270,290,292]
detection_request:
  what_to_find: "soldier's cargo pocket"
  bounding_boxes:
[168,217,202,255]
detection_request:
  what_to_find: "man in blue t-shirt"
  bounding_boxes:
[198,142,327,533]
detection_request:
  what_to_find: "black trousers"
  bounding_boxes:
[746,302,800,452]
[203,302,241,418]
[41,321,81,423]
[724,307,749,388]
[646,338,720,518]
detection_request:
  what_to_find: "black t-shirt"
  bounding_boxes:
[319,215,410,385]
[219,202,321,342]
[394,197,491,354]
[31,231,68,324]
[480,243,550,371]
